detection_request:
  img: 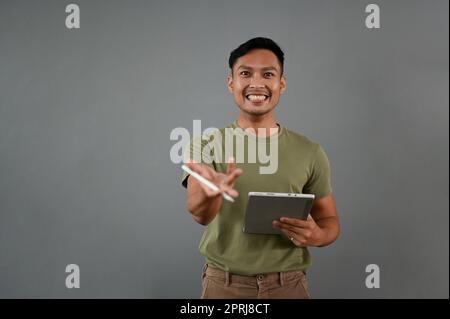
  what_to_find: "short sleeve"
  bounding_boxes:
[303,144,332,199]
[180,136,216,188]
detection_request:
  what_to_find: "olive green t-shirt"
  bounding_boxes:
[181,121,332,276]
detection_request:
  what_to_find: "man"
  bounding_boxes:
[181,37,339,299]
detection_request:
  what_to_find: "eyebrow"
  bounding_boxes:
[237,65,279,72]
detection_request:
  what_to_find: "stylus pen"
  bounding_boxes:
[181,165,235,203]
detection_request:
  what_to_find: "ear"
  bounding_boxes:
[280,74,287,94]
[227,74,234,93]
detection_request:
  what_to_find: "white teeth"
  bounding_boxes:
[247,94,268,101]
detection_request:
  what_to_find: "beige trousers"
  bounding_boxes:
[201,264,311,299]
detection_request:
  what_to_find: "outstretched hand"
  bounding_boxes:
[185,157,243,200]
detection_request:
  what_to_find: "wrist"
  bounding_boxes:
[312,227,327,247]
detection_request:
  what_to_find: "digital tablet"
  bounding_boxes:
[243,192,315,235]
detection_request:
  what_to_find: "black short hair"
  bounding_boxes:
[228,37,285,75]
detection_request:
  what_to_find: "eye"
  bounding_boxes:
[264,72,275,78]
[240,71,250,76]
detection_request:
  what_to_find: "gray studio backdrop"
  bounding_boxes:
[0,0,448,298]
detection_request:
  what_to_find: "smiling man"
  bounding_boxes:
[181,37,340,299]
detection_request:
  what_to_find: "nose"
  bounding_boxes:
[249,73,265,88]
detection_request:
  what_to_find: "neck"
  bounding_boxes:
[237,111,279,137]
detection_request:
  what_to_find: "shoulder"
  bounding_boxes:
[283,127,322,152]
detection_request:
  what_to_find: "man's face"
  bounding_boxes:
[227,49,286,116]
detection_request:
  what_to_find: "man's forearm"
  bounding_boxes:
[187,183,222,225]
[315,216,340,247]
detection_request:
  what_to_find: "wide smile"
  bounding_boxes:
[245,94,270,103]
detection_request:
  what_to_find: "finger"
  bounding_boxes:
[185,161,204,173]
[274,222,301,235]
[277,227,292,238]
[278,228,302,246]
[185,159,202,168]
[186,162,215,180]
[226,156,235,175]
[219,185,239,198]
[273,220,296,232]
[223,168,243,185]
[279,217,311,228]
[201,186,221,198]
[273,220,310,237]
